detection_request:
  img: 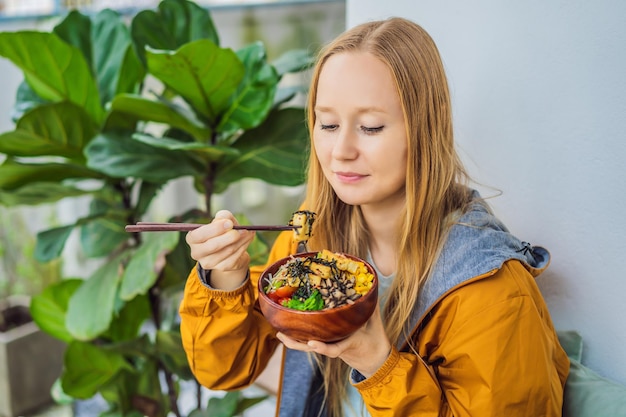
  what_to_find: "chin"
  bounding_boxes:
[333,192,369,207]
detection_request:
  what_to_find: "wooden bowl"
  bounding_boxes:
[257,252,378,343]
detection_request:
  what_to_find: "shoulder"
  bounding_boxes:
[414,195,550,322]
[418,259,552,347]
[441,259,547,313]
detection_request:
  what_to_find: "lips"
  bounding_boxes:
[334,171,367,183]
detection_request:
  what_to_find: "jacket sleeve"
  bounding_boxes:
[355,346,445,416]
[355,260,570,417]
[179,230,297,391]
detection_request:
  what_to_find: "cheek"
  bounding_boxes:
[313,137,331,164]
[377,144,408,180]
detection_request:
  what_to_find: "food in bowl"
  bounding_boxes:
[289,210,316,243]
[257,251,378,342]
[262,249,375,311]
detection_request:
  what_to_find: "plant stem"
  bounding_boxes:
[203,164,216,216]
[117,180,142,246]
[195,381,202,409]
[202,131,220,215]
[164,369,182,417]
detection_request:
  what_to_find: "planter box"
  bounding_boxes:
[0,297,66,417]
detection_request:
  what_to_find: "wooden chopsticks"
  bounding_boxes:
[125,222,301,233]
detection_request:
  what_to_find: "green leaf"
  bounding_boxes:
[130,10,177,64]
[135,181,162,218]
[0,181,90,206]
[217,42,279,135]
[216,107,308,188]
[159,234,196,298]
[234,395,270,415]
[97,375,144,413]
[284,290,324,311]
[61,341,133,399]
[156,329,193,380]
[51,379,75,405]
[80,216,129,258]
[119,232,179,300]
[106,294,151,342]
[159,0,220,46]
[92,9,137,105]
[131,0,219,65]
[202,391,268,416]
[132,360,165,411]
[106,334,154,361]
[132,132,239,161]
[0,157,102,192]
[12,80,49,121]
[271,48,315,77]
[85,132,202,182]
[66,253,126,340]
[30,279,83,343]
[90,350,163,411]
[35,224,75,262]
[205,391,240,417]
[146,40,244,124]
[101,106,140,132]
[53,10,93,69]
[0,102,97,158]
[110,94,211,140]
[0,31,104,124]
[115,44,145,96]
[78,197,129,257]
[273,85,306,108]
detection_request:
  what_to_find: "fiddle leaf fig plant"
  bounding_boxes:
[0,1,312,416]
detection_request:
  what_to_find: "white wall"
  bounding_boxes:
[348,0,626,384]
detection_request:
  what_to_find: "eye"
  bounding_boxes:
[320,123,338,132]
[361,125,384,135]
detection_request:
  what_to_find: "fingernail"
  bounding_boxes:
[223,220,233,229]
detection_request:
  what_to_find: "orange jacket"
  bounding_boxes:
[180,213,569,416]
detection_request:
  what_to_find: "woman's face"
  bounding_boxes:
[313,51,408,212]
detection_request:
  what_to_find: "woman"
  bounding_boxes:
[179,17,569,416]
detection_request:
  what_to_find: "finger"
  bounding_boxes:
[188,215,256,255]
[194,230,253,269]
[211,232,255,270]
[306,340,344,358]
[186,219,232,245]
[276,332,314,352]
[186,209,239,243]
[214,209,239,224]
[187,226,236,261]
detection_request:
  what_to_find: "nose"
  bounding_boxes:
[331,127,358,160]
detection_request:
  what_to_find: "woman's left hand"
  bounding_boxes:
[276,304,392,378]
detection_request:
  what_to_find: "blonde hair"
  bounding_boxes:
[304,17,472,416]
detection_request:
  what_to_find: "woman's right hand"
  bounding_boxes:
[185,210,256,290]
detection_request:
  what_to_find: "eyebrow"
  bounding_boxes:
[315,105,387,114]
